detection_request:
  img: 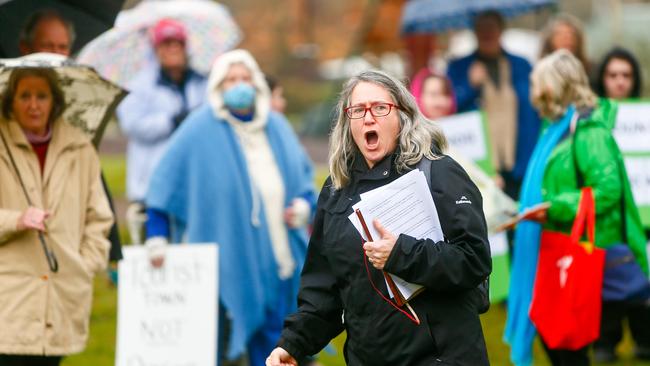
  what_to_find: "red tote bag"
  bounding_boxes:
[529,187,606,350]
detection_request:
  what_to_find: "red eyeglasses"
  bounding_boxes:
[344,102,399,119]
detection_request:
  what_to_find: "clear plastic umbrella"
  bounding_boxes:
[77,0,242,87]
[0,52,127,146]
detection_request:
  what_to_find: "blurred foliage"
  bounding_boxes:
[100,155,126,199]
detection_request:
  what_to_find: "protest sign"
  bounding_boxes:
[614,101,650,226]
[116,244,218,366]
[437,111,496,175]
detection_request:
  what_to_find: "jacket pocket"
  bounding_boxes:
[321,193,356,247]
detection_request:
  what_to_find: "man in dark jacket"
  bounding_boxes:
[447,10,540,201]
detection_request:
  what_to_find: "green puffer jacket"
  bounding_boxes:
[541,100,649,275]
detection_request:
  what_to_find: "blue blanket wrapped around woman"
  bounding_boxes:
[146,104,314,360]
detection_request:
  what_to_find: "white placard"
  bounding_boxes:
[116,244,218,366]
[613,103,650,153]
[436,111,488,161]
[624,157,650,206]
[488,232,508,257]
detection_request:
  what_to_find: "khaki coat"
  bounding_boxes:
[0,118,113,355]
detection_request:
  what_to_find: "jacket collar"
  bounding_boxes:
[4,118,87,150]
[352,149,398,183]
[1,118,90,188]
[156,67,200,88]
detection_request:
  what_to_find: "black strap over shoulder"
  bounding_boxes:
[415,155,491,314]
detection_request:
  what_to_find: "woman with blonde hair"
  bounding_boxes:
[505,49,648,365]
[267,70,491,366]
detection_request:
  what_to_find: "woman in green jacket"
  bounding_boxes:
[527,49,649,365]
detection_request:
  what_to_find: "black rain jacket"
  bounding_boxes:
[278,152,492,365]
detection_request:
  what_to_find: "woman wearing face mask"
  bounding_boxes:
[144,49,316,366]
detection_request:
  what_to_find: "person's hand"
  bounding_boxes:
[284,198,311,228]
[16,207,50,232]
[492,173,505,189]
[522,204,548,224]
[495,202,550,232]
[363,220,397,270]
[266,347,298,366]
[145,236,168,268]
[469,61,488,87]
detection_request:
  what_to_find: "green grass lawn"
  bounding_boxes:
[62,155,650,365]
[64,275,650,366]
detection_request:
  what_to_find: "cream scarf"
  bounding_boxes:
[482,57,518,172]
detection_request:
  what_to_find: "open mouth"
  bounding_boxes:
[364,130,379,148]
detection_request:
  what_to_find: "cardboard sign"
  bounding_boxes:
[436,111,496,175]
[116,244,218,366]
[437,111,488,161]
[614,101,650,226]
[624,157,650,206]
[613,102,650,153]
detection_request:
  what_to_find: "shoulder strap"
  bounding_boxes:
[416,156,433,190]
[416,155,491,313]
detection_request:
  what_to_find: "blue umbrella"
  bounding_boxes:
[401,0,556,34]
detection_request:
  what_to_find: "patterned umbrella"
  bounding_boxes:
[77,0,242,87]
[401,0,556,34]
[0,52,127,146]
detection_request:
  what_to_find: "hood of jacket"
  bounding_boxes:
[207,49,271,126]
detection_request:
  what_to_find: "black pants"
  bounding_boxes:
[0,355,62,366]
[595,300,650,351]
[540,340,590,366]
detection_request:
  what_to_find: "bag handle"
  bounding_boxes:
[572,114,628,244]
[570,187,595,246]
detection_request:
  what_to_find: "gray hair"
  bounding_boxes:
[19,9,76,49]
[328,69,447,190]
[531,49,597,120]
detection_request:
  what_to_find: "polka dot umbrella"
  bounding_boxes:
[77,0,242,87]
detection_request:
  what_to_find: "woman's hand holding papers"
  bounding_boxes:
[363,219,396,270]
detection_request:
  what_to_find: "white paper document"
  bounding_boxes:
[348,169,444,301]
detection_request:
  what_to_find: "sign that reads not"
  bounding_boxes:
[116,244,218,366]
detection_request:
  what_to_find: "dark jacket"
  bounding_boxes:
[447,50,541,180]
[278,153,492,366]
